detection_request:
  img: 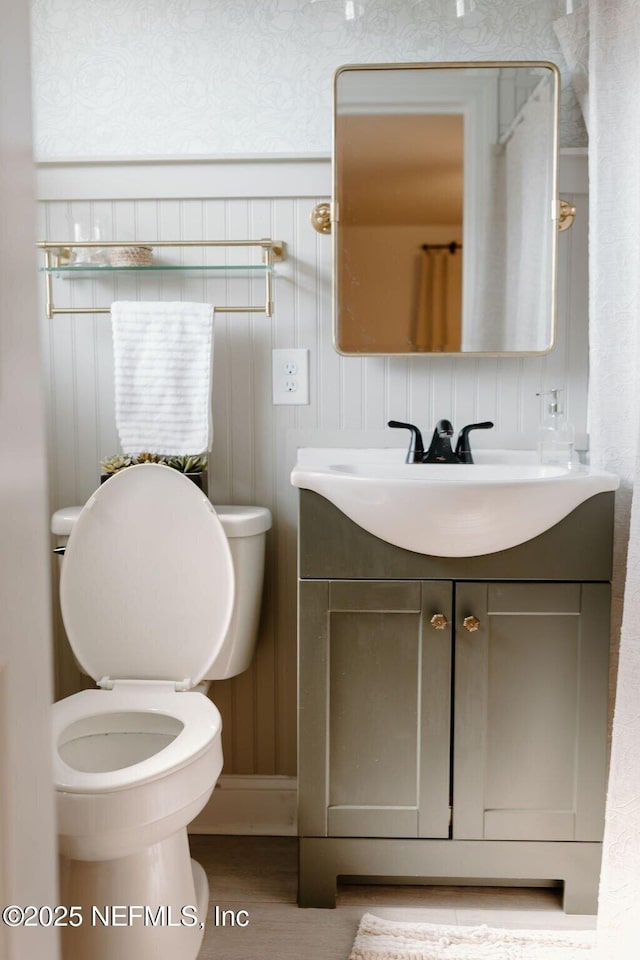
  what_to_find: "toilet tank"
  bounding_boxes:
[52,502,271,682]
[203,505,271,680]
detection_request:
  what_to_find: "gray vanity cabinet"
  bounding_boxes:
[297,490,614,913]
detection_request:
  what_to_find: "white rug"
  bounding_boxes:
[349,913,596,960]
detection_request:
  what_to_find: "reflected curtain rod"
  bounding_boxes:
[421,242,462,254]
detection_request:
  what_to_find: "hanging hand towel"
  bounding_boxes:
[111,301,214,456]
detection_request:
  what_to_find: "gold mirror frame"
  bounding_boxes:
[331,61,562,358]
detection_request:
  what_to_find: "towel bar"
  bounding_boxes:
[37,239,284,319]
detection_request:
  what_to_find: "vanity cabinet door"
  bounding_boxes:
[298,579,452,840]
[453,582,610,842]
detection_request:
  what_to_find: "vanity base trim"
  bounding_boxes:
[298,837,601,915]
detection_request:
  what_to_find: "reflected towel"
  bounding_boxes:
[111,300,214,455]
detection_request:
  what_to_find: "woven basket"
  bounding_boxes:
[108,245,154,267]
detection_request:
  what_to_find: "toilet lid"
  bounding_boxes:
[60,464,235,689]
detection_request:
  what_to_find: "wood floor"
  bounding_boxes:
[191,836,597,960]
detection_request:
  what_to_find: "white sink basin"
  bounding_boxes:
[291,448,619,557]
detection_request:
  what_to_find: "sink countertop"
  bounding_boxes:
[291,448,619,557]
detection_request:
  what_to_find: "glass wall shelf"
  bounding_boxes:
[37,238,284,317]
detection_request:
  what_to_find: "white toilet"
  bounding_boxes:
[51,464,271,960]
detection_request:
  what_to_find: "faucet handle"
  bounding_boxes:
[460,420,494,431]
[388,420,425,464]
[455,421,494,464]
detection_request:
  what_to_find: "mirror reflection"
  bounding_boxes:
[334,63,559,356]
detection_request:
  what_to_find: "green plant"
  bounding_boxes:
[100,453,208,475]
[164,455,208,474]
[135,452,162,464]
[100,454,134,474]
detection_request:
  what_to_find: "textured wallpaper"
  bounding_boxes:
[30,0,585,160]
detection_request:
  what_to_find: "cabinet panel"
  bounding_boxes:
[298,579,452,840]
[485,612,579,814]
[329,611,420,808]
[453,582,609,842]
[299,490,615,582]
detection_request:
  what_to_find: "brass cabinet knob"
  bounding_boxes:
[430,613,449,630]
[463,615,481,632]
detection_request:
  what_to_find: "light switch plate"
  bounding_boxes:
[272,348,309,405]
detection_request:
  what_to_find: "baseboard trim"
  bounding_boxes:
[189,775,298,836]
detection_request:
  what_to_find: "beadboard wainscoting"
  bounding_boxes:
[39,153,588,789]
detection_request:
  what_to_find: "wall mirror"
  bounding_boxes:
[333,61,559,356]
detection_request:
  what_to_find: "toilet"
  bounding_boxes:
[51,464,271,960]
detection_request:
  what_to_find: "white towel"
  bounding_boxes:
[111,301,214,456]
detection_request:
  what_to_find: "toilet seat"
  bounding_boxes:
[53,685,221,794]
[55,465,232,796]
[60,463,235,689]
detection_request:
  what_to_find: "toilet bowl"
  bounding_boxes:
[51,464,267,960]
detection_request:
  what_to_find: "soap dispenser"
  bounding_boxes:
[536,388,574,467]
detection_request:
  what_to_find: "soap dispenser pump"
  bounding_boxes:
[536,388,574,467]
